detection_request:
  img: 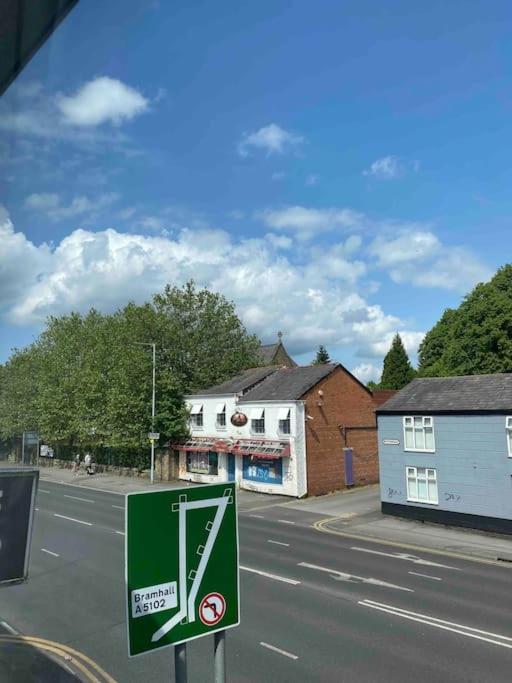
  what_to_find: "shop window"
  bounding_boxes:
[243,456,282,484]
[186,450,218,475]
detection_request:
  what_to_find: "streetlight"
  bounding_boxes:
[134,342,156,484]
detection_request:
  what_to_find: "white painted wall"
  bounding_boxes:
[177,394,306,497]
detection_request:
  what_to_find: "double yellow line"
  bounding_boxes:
[0,634,116,682]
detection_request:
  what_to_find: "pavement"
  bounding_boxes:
[1,473,512,681]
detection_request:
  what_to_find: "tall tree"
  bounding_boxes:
[153,281,261,391]
[313,345,331,365]
[380,334,416,390]
[418,264,512,377]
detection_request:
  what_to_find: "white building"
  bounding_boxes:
[174,366,309,497]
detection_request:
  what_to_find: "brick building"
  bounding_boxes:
[174,363,379,497]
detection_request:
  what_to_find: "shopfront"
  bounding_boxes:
[242,455,283,484]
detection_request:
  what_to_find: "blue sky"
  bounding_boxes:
[1,0,510,381]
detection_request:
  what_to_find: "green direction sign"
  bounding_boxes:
[126,482,239,657]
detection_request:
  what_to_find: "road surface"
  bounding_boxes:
[1,480,511,681]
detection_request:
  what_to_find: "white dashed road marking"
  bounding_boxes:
[41,548,60,558]
[260,642,298,660]
[54,513,92,526]
[64,494,94,504]
[267,540,290,547]
[241,565,300,585]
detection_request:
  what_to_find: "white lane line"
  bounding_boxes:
[408,571,442,581]
[112,505,125,510]
[359,600,512,649]
[41,548,60,558]
[250,514,265,519]
[39,489,50,494]
[115,531,125,536]
[260,642,298,660]
[35,508,39,511]
[240,565,300,586]
[64,494,94,504]
[350,546,460,570]
[53,513,92,526]
[39,478,123,496]
[277,519,295,525]
[267,540,290,547]
[0,621,19,635]
[298,562,414,592]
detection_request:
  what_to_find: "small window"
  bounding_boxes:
[190,404,203,428]
[278,408,291,435]
[406,466,438,504]
[251,407,265,434]
[507,417,512,457]
[403,416,435,452]
[186,450,218,475]
[216,403,226,429]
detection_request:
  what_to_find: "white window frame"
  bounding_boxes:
[189,405,203,429]
[506,417,512,457]
[278,408,291,435]
[251,408,265,435]
[403,415,435,452]
[406,466,438,505]
[216,403,226,430]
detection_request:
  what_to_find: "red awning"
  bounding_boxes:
[171,438,290,459]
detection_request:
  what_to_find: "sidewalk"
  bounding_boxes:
[288,485,512,564]
[37,464,290,510]
[38,464,190,494]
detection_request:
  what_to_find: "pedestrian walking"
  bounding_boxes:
[84,452,94,475]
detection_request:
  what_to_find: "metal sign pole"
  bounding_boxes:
[151,342,156,484]
[214,630,226,683]
[174,642,187,682]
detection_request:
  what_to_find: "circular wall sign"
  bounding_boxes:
[230,411,248,427]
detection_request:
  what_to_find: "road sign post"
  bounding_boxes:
[126,482,239,678]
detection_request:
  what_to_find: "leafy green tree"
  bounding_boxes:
[380,334,416,390]
[366,380,379,391]
[313,345,331,365]
[418,264,512,377]
[153,281,261,391]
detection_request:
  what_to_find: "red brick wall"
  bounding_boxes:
[304,366,379,496]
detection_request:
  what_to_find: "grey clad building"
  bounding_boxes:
[377,373,512,534]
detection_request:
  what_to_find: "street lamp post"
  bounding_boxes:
[134,342,157,484]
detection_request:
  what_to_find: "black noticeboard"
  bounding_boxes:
[0,469,38,586]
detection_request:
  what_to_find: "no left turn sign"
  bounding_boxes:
[199,592,226,626]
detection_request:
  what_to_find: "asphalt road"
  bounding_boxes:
[1,480,512,682]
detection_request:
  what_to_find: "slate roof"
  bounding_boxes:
[259,343,279,364]
[239,364,338,402]
[193,366,279,396]
[377,374,512,413]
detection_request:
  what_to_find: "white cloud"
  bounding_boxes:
[264,233,293,250]
[24,193,60,210]
[238,124,303,157]
[261,206,364,241]
[24,192,119,221]
[0,211,419,364]
[363,156,400,179]
[57,77,149,127]
[305,174,319,186]
[368,230,491,292]
[351,363,381,384]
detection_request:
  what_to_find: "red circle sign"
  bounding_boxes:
[199,592,226,626]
